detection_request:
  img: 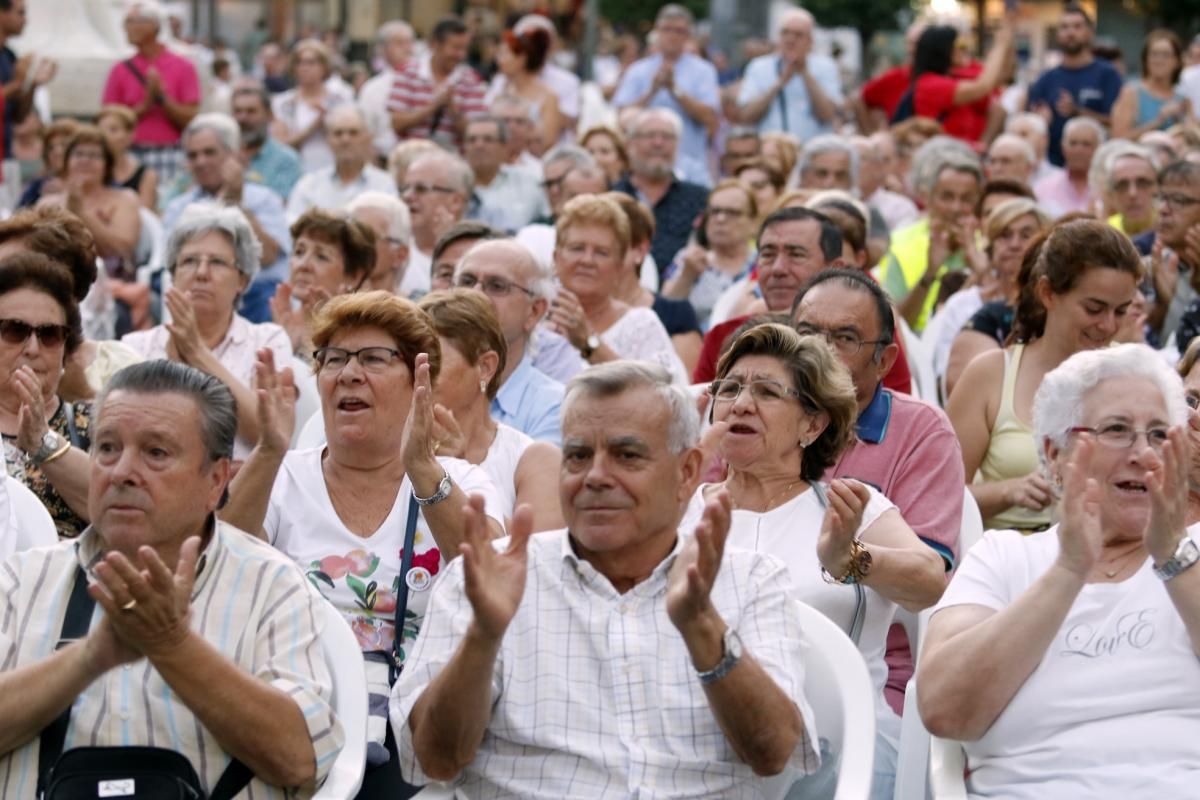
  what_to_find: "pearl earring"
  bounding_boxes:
[480,379,487,394]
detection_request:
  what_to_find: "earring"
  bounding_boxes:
[480,379,487,394]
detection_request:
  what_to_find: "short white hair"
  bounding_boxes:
[799,135,860,188]
[125,0,164,25]
[1097,141,1160,193]
[776,8,815,36]
[184,112,240,153]
[459,238,553,299]
[410,150,474,196]
[629,107,684,139]
[347,191,412,242]
[377,20,413,43]
[167,202,262,283]
[1034,343,1187,459]
[911,136,983,197]
[1063,115,1107,145]
[989,133,1037,167]
[563,362,700,454]
[1005,112,1048,139]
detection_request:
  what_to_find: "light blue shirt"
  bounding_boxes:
[737,53,843,141]
[490,354,565,445]
[612,53,719,183]
[162,183,292,283]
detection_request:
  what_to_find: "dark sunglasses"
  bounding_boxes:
[0,318,70,348]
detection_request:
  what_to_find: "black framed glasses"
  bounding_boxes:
[454,273,535,298]
[0,318,70,348]
[1067,424,1170,451]
[313,346,403,373]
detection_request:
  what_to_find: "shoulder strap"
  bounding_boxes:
[38,566,95,795]
[62,402,81,449]
[775,57,790,134]
[123,58,148,86]
[389,496,422,685]
[810,482,867,646]
[209,759,254,800]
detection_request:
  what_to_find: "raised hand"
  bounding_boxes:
[253,347,297,455]
[1006,470,1054,511]
[88,537,201,659]
[400,353,438,469]
[668,487,733,632]
[1152,239,1180,301]
[1055,437,1104,579]
[1145,426,1189,563]
[164,288,208,365]
[270,282,309,353]
[13,365,50,454]
[460,495,533,641]
[817,479,870,578]
[431,403,467,459]
[546,287,592,351]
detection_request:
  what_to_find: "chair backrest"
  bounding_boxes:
[792,600,877,800]
[137,206,166,273]
[291,365,321,449]
[959,486,983,556]
[313,599,368,800]
[898,317,937,406]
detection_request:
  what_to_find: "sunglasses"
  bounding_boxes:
[0,318,70,348]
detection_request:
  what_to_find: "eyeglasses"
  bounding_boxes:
[399,182,459,196]
[1154,192,1200,210]
[0,318,70,348]
[313,346,403,373]
[464,134,500,144]
[708,206,748,220]
[795,323,888,356]
[1067,424,1170,450]
[709,378,802,405]
[1112,177,1156,193]
[173,254,240,276]
[454,273,535,298]
[632,130,678,142]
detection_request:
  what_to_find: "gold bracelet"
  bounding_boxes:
[38,440,72,467]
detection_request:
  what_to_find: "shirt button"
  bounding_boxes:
[120,711,131,721]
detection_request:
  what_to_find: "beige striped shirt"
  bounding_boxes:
[0,520,343,798]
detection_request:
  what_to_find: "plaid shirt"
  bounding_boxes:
[392,529,819,798]
[0,521,343,798]
[386,55,486,150]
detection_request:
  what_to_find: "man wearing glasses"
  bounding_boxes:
[1141,162,1200,346]
[464,116,546,233]
[453,239,564,444]
[612,4,719,187]
[398,151,472,298]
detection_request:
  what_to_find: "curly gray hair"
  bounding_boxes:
[166,202,263,285]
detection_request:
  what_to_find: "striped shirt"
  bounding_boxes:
[0,521,343,799]
[392,529,820,798]
[386,55,487,150]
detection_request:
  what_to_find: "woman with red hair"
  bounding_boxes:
[485,25,563,152]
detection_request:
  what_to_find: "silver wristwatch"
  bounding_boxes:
[697,628,743,685]
[413,469,453,507]
[1153,537,1200,582]
[31,431,66,465]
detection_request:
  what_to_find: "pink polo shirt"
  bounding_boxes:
[102,48,200,146]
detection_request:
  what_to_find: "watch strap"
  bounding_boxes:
[697,628,741,685]
[413,469,452,507]
[1153,537,1200,581]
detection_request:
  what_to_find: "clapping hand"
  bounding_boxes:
[164,288,209,365]
[431,403,467,459]
[1153,239,1180,301]
[1006,470,1054,511]
[547,287,592,351]
[1145,426,1189,564]
[253,348,297,456]
[13,365,50,454]
[88,537,200,660]
[667,487,733,633]
[1055,438,1104,579]
[816,479,870,579]
[461,495,534,641]
[400,353,439,469]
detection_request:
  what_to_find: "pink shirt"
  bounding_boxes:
[102,49,200,146]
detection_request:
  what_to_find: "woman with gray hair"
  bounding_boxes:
[919,342,1200,799]
[121,202,294,460]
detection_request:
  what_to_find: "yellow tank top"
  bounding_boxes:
[975,345,1052,530]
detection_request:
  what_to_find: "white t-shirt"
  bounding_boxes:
[679,481,899,743]
[481,424,533,520]
[935,526,1200,799]
[399,245,432,299]
[0,475,55,559]
[925,286,984,379]
[264,448,505,664]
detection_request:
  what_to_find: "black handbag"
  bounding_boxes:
[37,567,253,800]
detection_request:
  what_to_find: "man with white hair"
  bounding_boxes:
[489,15,581,136]
[162,113,290,322]
[348,191,412,293]
[464,115,547,232]
[614,108,708,277]
[855,133,919,232]
[1034,116,1102,217]
[490,93,543,175]
[453,238,565,443]
[737,9,843,143]
[1105,143,1160,237]
[612,4,719,186]
[798,135,859,191]
[984,133,1037,186]
[102,0,201,183]
[286,106,396,222]
[1005,111,1060,184]
[358,20,415,159]
[399,150,472,298]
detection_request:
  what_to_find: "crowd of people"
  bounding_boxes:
[2,0,1200,796]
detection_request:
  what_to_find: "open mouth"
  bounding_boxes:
[729,423,757,435]
[1114,480,1147,494]
[337,398,370,411]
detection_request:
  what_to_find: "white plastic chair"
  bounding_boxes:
[291,364,321,449]
[313,599,368,800]
[897,317,937,406]
[134,207,166,281]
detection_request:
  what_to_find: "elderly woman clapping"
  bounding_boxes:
[682,323,945,799]
[920,343,1200,798]
[121,203,295,460]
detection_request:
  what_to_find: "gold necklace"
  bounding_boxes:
[1098,545,1146,579]
[728,478,804,513]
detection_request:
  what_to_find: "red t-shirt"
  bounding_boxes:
[911,63,993,144]
[862,66,911,120]
[693,315,914,395]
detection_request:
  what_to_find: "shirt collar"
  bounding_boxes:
[560,528,685,595]
[493,354,533,416]
[75,515,219,597]
[856,384,892,444]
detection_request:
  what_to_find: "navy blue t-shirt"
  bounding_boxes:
[1026,60,1122,166]
[0,47,16,159]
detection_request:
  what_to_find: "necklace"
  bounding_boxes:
[728,478,804,513]
[1098,544,1146,579]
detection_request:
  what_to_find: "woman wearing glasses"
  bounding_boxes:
[270,208,378,358]
[122,204,296,462]
[0,253,92,539]
[920,343,1200,799]
[229,291,504,795]
[662,179,759,329]
[947,219,1142,532]
[418,289,562,530]
[682,322,944,799]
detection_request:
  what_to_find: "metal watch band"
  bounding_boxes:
[413,470,452,507]
[1153,537,1200,582]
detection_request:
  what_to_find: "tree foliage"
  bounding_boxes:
[598,0,709,32]
[801,0,914,50]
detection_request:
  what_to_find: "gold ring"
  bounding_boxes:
[121,598,138,611]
